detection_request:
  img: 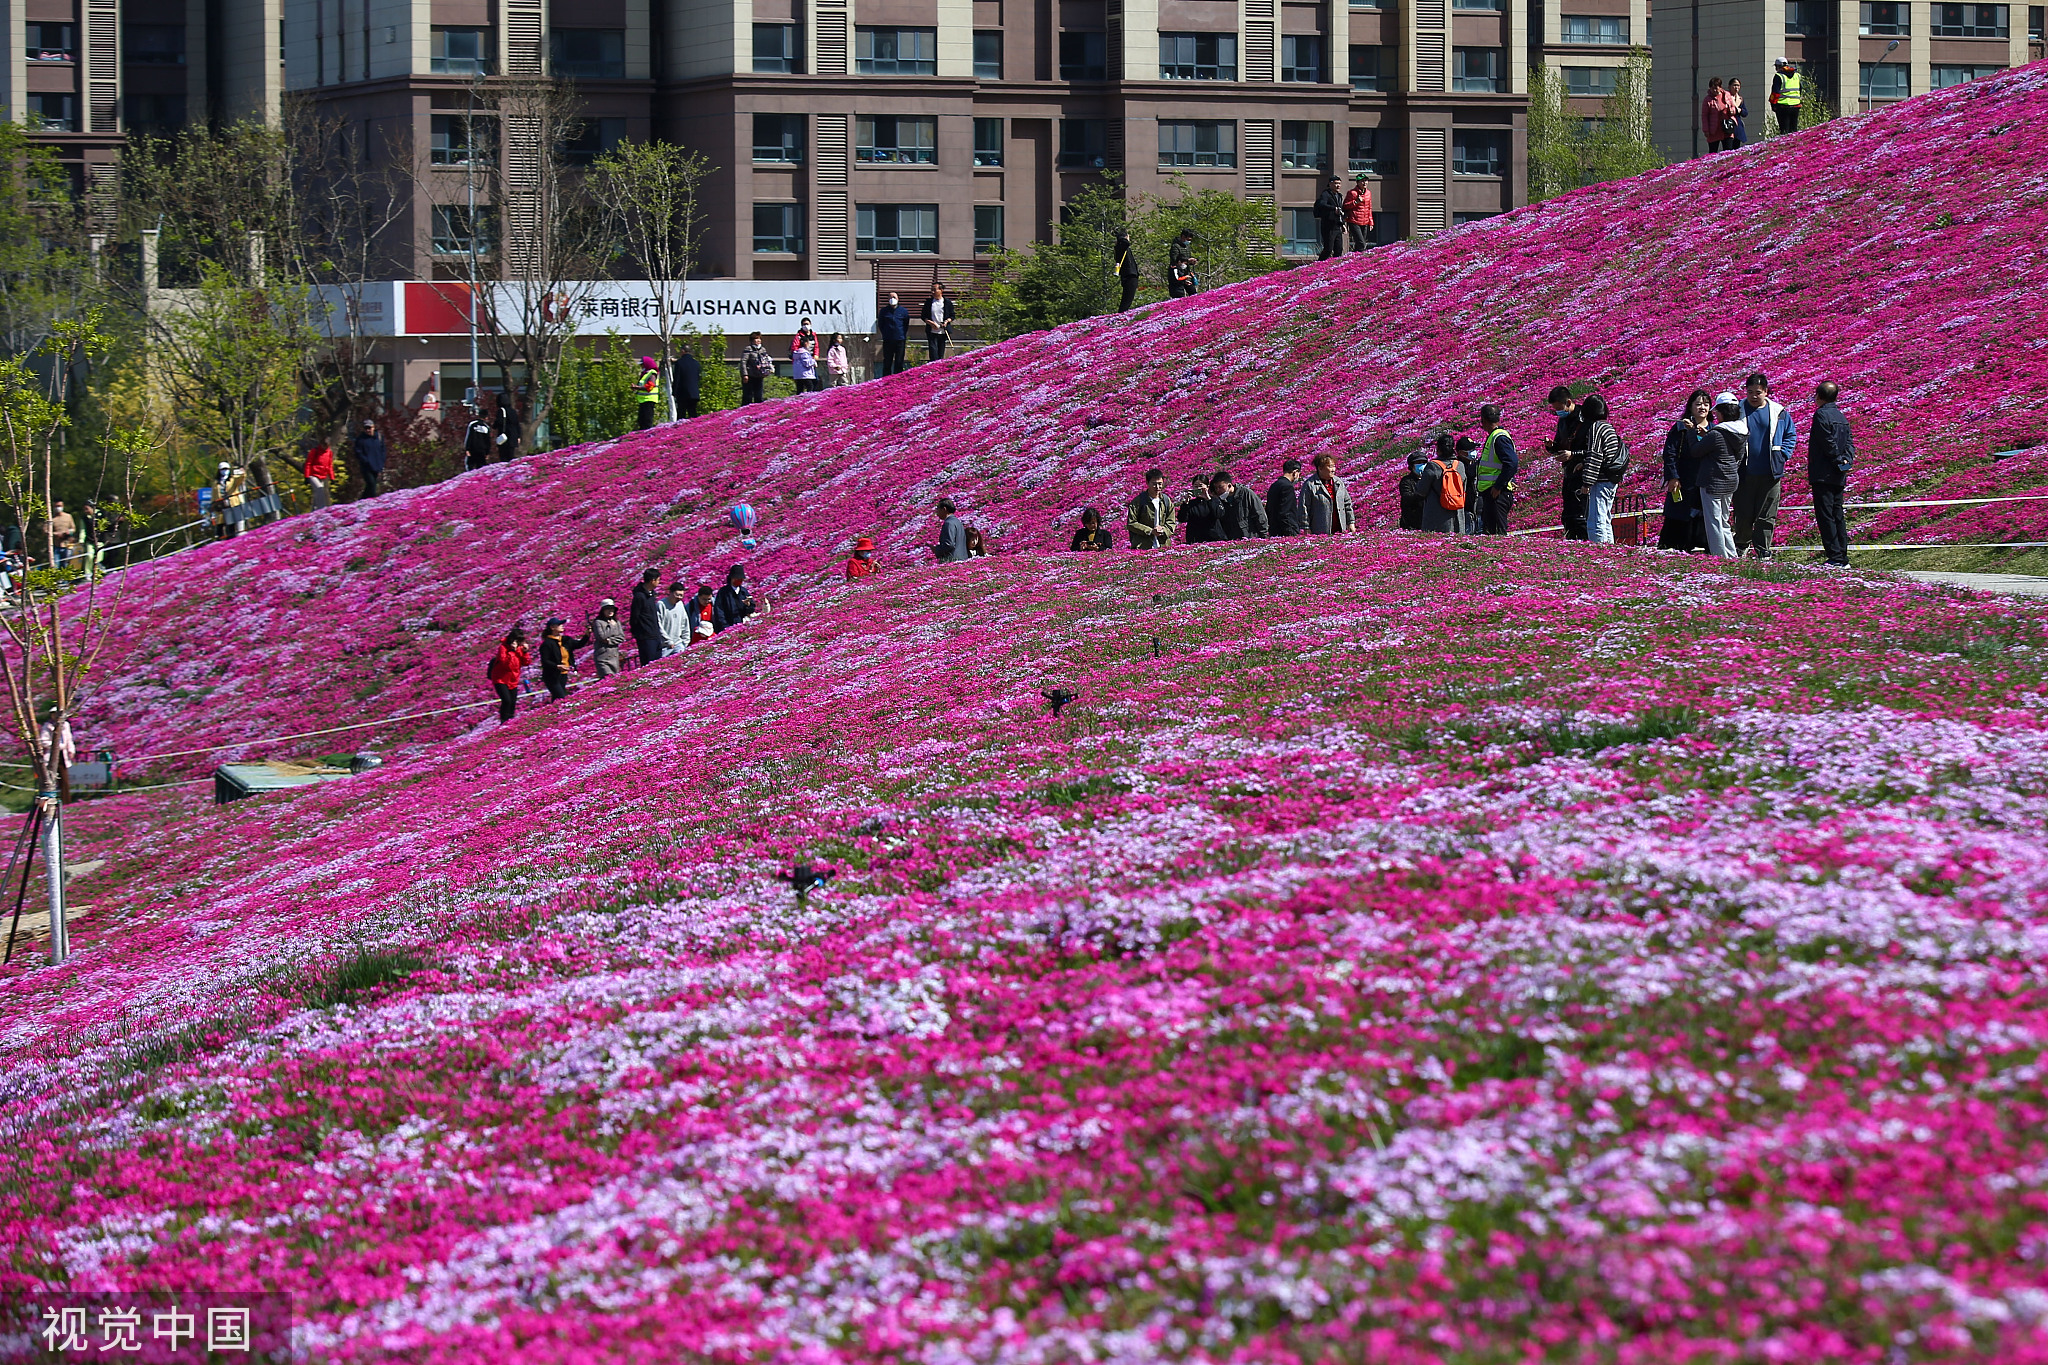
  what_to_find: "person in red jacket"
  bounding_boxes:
[844,536,879,580]
[1342,177,1375,253]
[303,441,336,509]
[487,626,530,723]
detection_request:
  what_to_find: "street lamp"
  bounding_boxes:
[1864,38,1900,113]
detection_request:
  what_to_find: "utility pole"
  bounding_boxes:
[465,76,482,412]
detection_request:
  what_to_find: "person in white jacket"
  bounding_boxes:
[656,580,693,656]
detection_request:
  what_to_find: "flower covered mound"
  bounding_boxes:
[13,533,2048,1361]
[75,64,2048,773]
[9,71,2048,1361]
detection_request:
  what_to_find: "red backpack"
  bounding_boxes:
[1432,461,1467,511]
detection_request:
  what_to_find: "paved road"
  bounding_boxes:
[1901,571,2048,598]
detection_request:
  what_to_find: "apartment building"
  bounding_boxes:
[1528,0,1651,118]
[1651,0,2042,160]
[3,0,282,201]
[273,0,1530,289]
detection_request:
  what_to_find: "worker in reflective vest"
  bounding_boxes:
[635,358,661,430]
[1770,60,1804,135]
[1474,403,1520,537]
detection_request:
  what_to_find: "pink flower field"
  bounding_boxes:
[6,69,2048,1362]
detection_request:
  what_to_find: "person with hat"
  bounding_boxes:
[1343,177,1375,253]
[1769,58,1804,135]
[589,599,626,676]
[1474,405,1519,536]
[713,565,762,632]
[539,617,587,701]
[351,418,387,498]
[213,461,248,540]
[657,580,693,655]
[633,356,662,429]
[1699,393,1749,559]
[1312,175,1346,261]
[844,536,880,579]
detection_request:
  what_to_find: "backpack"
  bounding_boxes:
[1432,460,1467,511]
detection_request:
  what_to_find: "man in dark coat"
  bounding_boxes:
[1807,380,1855,567]
[629,567,663,665]
[1312,176,1345,261]
[495,390,523,459]
[1210,470,1269,540]
[876,292,911,377]
[1114,232,1140,311]
[1543,385,1588,541]
[932,497,969,562]
[712,566,758,632]
[1266,459,1306,536]
[673,353,702,418]
[351,419,387,498]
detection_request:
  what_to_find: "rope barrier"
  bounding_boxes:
[113,696,503,768]
[1507,490,2048,537]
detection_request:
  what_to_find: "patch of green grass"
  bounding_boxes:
[1544,705,1701,754]
[304,946,427,1008]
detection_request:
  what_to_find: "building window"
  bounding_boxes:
[1280,35,1323,81]
[1452,47,1503,91]
[432,205,493,256]
[1280,120,1331,170]
[1159,120,1236,168]
[1563,65,1619,95]
[1059,118,1109,168]
[1560,15,1630,42]
[856,27,937,74]
[1860,61,1911,97]
[754,24,799,72]
[1351,0,1385,8]
[28,22,75,60]
[127,93,186,133]
[563,117,625,165]
[1452,0,1502,9]
[26,94,75,131]
[2033,4,2045,38]
[1060,31,1108,79]
[551,29,625,78]
[1932,3,2009,34]
[1350,44,1390,90]
[1859,2,1910,33]
[1348,125,1398,175]
[125,24,188,63]
[974,30,1003,77]
[754,203,805,254]
[856,203,938,253]
[753,113,804,163]
[857,115,938,164]
[430,114,493,165]
[974,117,1004,165]
[1785,1,1821,33]
[1159,32,1238,79]
[1452,128,1506,175]
[1454,211,1497,226]
[974,204,1004,253]
[1931,62,2004,84]
[1281,208,1320,256]
[430,26,491,75]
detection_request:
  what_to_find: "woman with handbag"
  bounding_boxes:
[1658,390,1713,553]
[1701,78,1738,153]
[1578,394,1629,544]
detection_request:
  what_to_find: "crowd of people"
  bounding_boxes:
[1702,60,1806,153]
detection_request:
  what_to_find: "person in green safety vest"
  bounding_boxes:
[1474,403,1520,537]
[1770,59,1804,135]
[634,357,662,430]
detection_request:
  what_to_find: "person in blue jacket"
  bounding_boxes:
[1735,371,1798,559]
[876,292,911,378]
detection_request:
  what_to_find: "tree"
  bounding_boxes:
[150,262,315,486]
[590,140,711,421]
[1527,51,1664,202]
[0,312,154,963]
[987,176,1286,340]
[0,121,89,362]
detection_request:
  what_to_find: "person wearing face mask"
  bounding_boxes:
[1542,385,1589,541]
[589,599,626,677]
[876,292,911,377]
[844,536,880,579]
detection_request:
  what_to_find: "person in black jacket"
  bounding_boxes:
[1312,176,1345,261]
[876,292,910,376]
[673,352,703,419]
[629,567,663,665]
[1543,385,1589,540]
[1114,233,1140,311]
[1178,477,1218,543]
[1397,456,1430,531]
[712,566,760,632]
[1658,389,1713,553]
[1069,508,1113,551]
[1699,395,1748,559]
[1807,380,1855,566]
[1210,470,1269,540]
[539,617,588,701]
[352,419,387,498]
[463,414,495,471]
[1266,459,1305,536]
[495,390,523,459]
